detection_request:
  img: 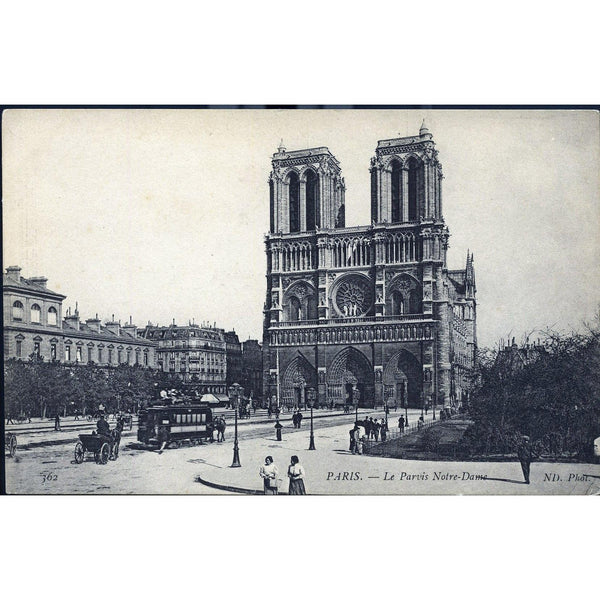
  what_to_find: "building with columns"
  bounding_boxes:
[262,123,477,410]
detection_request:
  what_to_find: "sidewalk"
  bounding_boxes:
[194,418,600,495]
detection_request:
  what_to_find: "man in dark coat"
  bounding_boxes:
[96,414,111,438]
[373,419,381,441]
[517,435,534,484]
[296,411,303,428]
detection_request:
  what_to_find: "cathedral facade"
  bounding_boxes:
[262,124,476,411]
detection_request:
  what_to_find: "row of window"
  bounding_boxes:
[12,301,58,325]
[174,413,207,424]
[159,351,224,364]
[15,339,149,366]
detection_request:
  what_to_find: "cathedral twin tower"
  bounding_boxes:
[263,123,476,411]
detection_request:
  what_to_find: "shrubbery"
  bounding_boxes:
[461,317,600,460]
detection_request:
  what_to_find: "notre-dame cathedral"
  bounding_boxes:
[262,122,476,411]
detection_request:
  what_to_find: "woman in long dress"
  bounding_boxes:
[287,455,306,495]
[259,455,279,495]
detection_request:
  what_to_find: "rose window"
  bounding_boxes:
[334,276,373,317]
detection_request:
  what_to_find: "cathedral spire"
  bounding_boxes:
[277,138,286,153]
[419,118,430,136]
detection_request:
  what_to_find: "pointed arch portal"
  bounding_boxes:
[327,347,374,408]
[382,349,422,408]
[281,354,317,409]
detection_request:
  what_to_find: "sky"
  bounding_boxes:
[3,108,599,348]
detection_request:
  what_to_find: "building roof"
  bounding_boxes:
[62,320,154,346]
[3,274,66,299]
[140,323,225,342]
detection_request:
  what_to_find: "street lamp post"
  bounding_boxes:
[228,383,243,468]
[402,380,409,426]
[307,387,316,450]
[383,389,390,429]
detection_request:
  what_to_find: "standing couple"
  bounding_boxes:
[259,455,307,495]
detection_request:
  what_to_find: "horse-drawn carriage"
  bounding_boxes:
[5,433,17,458]
[74,424,123,465]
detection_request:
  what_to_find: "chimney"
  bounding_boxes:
[85,314,102,333]
[122,316,137,338]
[65,307,80,331]
[5,266,22,282]
[29,276,48,289]
[105,314,121,336]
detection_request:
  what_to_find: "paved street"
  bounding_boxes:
[5,410,600,495]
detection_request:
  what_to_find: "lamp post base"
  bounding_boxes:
[308,435,316,451]
[231,443,241,468]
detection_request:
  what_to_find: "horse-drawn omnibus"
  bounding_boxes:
[137,404,214,448]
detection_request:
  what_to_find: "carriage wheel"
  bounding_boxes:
[9,436,17,458]
[74,441,85,464]
[99,443,110,465]
[110,444,119,460]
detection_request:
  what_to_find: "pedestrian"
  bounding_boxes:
[373,419,380,441]
[349,426,357,453]
[369,417,376,439]
[217,416,226,442]
[259,456,280,495]
[356,433,364,455]
[54,413,61,431]
[112,417,124,458]
[292,411,298,428]
[6,414,14,425]
[158,425,168,453]
[297,411,303,429]
[207,420,215,442]
[381,420,387,442]
[398,416,405,433]
[364,418,372,439]
[287,455,307,495]
[517,435,534,484]
[418,415,424,430]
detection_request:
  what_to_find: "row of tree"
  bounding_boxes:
[4,357,187,419]
[462,317,600,460]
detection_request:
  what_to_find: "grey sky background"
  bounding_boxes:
[3,109,599,348]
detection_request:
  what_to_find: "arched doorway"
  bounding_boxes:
[281,355,317,409]
[383,349,422,409]
[327,348,374,408]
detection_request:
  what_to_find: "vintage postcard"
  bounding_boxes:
[3,107,599,495]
